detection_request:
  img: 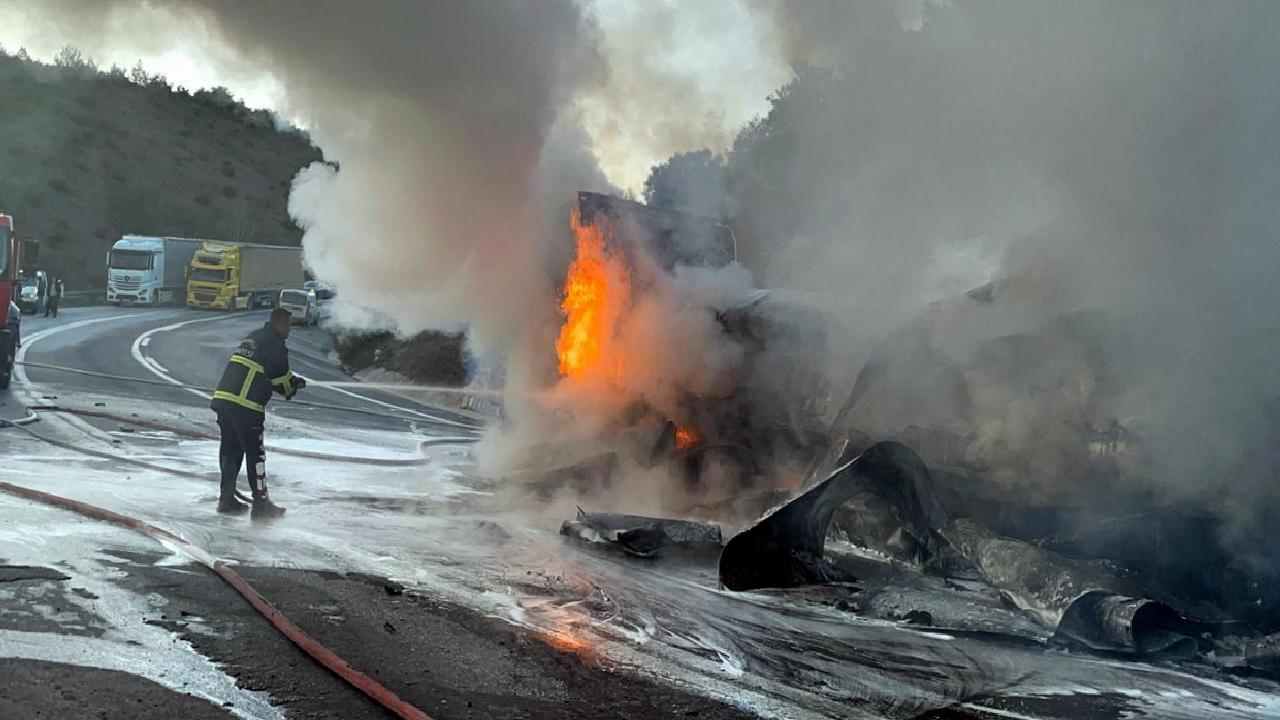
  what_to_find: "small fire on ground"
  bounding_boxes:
[675,425,702,451]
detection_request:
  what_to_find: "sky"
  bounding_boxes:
[0,2,285,109]
[0,0,789,194]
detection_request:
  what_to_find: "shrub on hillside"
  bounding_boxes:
[0,46,322,292]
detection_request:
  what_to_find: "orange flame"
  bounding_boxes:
[675,425,702,451]
[556,206,631,380]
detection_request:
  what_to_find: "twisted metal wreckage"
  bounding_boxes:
[563,409,1280,674]
[542,193,1280,676]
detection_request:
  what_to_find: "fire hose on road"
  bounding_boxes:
[0,360,491,718]
[0,480,436,720]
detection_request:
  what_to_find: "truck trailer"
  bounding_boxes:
[0,214,20,388]
[576,191,737,271]
[107,235,204,306]
[186,241,304,311]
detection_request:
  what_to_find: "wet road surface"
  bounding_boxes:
[2,307,1278,719]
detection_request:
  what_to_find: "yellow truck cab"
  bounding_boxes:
[186,241,304,311]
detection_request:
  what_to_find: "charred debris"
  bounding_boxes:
[517,193,1279,674]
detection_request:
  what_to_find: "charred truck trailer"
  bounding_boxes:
[554,193,833,489]
[575,191,737,270]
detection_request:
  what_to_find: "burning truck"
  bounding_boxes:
[497,194,1280,675]
[501,192,834,505]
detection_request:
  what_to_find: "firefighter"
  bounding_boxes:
[44,275,63,318]
[35,274,46,315]
[210,308,306,517]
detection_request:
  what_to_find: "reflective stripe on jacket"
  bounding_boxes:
[210,323,295,414]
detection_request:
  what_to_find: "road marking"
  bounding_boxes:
[15,313,159,386]
[16,310,178,443]
[133,315,479,428]
[130,314,242,401]
[16,311,477,430]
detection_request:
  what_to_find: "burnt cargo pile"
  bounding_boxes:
[332,328,468,387]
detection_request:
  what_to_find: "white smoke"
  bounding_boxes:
[715,0,1280,528]
[12,1,1280,529]
[2,0,616,362]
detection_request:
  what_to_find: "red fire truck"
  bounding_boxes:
[1,213,19,389]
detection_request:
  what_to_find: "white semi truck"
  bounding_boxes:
[106,235,204,305]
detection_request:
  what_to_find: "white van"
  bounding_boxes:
[16,271,47,314]
[277,288,318,326]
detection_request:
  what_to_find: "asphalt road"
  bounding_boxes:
[3,306,1280,720]
[3,305,480,434]
[0,306,750,720]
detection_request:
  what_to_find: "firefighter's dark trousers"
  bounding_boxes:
[215,405,268,499]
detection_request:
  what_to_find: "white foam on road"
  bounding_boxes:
[0,495,284,720]
[12,313,1280,719]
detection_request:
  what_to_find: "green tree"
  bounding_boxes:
[643,149,726,218]
[128,61,150,85]
[54,45,94,70]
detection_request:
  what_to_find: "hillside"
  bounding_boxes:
[0,49,322,291]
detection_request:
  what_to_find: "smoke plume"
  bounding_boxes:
[2,1,791,504]
[3,0,620,375]
[10,1,1280,533]
[718,0,1280,532]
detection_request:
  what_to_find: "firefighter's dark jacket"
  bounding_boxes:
[210,323,296,414]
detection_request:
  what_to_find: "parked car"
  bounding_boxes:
[277,288,319,326]
[16,271,47,314]
[7,300,19,348]
[303,280,335,301]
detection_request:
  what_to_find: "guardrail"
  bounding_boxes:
[60,290,106,308]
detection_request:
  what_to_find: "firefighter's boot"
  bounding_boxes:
[251,493,286,519]
[217,495,249,515]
